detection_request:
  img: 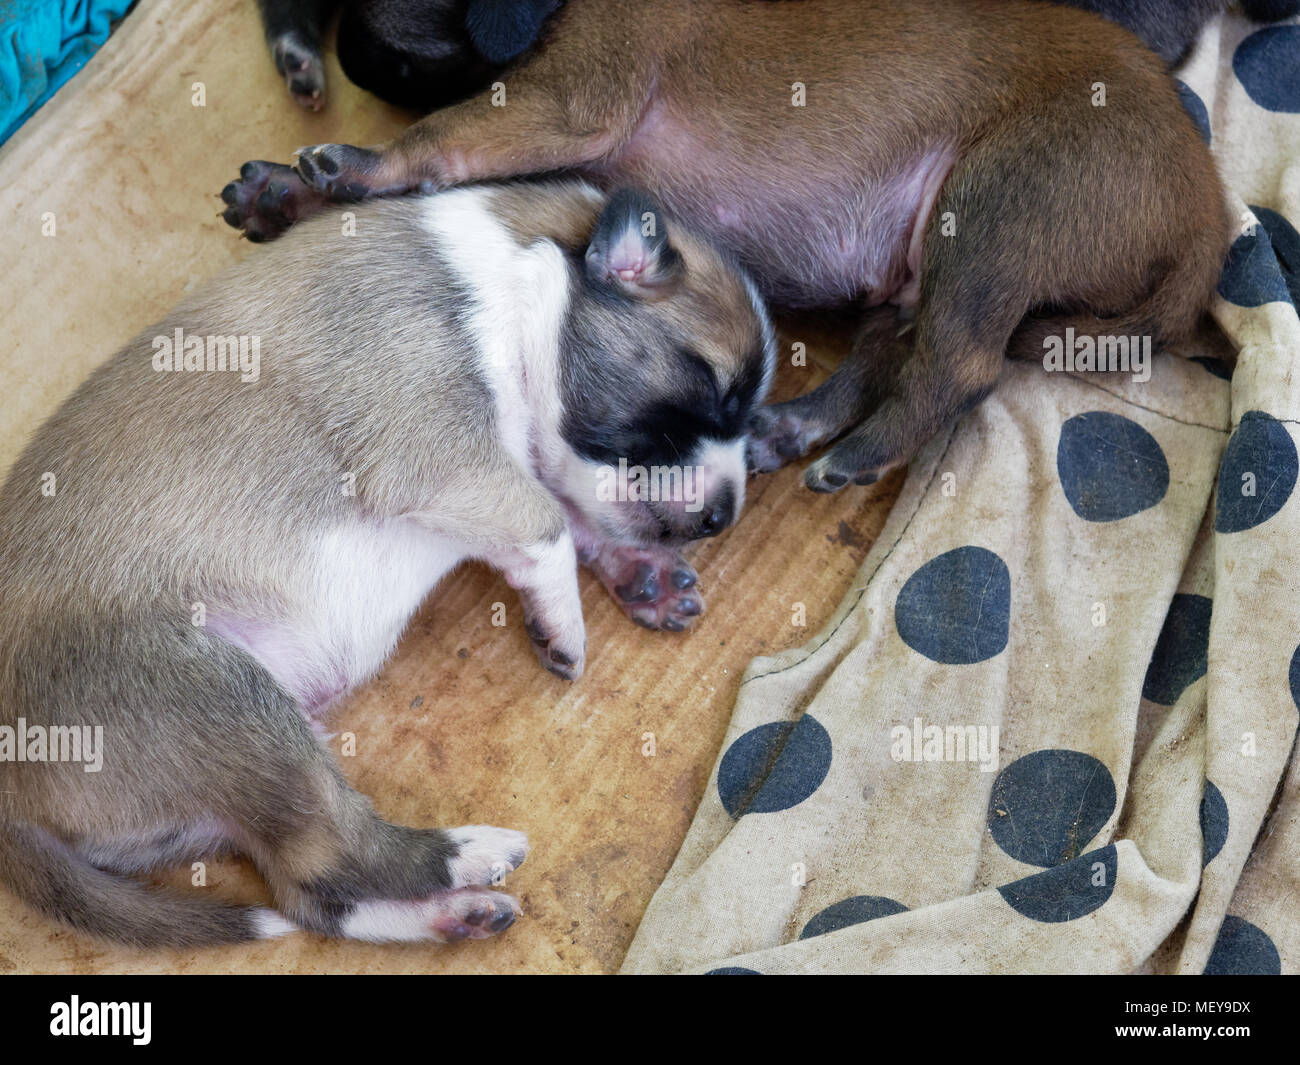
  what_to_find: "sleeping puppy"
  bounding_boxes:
[224,0,1232,492]
[254,0,1300,113]
[0,180,775,947]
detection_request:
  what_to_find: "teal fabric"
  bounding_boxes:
[0,0,135,145]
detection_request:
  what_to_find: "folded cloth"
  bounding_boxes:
[622,6,1300,975]
[1,0,135,146]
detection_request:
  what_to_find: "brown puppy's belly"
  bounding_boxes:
[603,99,957,309]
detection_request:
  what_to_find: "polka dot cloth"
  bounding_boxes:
[622,10,1300,974]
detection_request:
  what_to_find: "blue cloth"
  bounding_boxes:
[0,0,135,146]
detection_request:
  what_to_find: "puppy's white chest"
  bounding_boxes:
[311,519,465,663]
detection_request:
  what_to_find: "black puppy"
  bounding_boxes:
[257,0,560,110]
[256,0,1300,113]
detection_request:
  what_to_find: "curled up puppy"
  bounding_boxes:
[0,180,775,947]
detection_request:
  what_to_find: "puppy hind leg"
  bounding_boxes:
[802,174,1032,492]
[802,319,1013,493]
[230,744,529,943]
[801,370,994,492]
[123,631,531,944]
[747,307,910,475]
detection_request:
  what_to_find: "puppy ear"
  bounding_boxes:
[585,188,684,298]
[465,0,558,65]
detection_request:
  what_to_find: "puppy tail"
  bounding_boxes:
[0,820,295,948]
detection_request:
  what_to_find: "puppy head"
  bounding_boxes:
[465,0,563,64]
[558,188,776,546]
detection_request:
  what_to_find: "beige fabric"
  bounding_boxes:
[624,9,1300,975]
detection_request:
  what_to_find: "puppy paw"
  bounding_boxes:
[803,446,898,494]
[446,825,529,888]
[747,405,825,474]
[342,888,522,943]
[271,32,326,110]
[428,889,522,942]
[524,614,586,681]
[220,159,328,241]
[586,544,704,631]
[295,143,384,202]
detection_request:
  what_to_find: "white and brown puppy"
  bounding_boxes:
[0,180,775,948]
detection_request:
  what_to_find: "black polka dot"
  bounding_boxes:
[799,896,909,940]
[998,845,1117,923]
[1214,410,1298,533]
[716,715,832,818]
[1200,780,1229,867]
[1218,206,1300,308]
[1057,412,1169,522]
[1204,915,1281,975]
[704,967,762,975]
[1254,207,1300,307]
[1289,642,1300,712]
[1174,80,1212,143]
[894,546,1010,664]
[1142,594,1212,706]
[988,750,1116,867]
[1233,25,1300,113]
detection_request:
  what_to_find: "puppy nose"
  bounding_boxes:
[699,505,727,537]
[695,484,736,538]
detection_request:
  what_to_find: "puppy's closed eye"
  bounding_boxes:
[675,347,764,438]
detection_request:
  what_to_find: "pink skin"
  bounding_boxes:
[207,614,350,721]
[592,97,957,311]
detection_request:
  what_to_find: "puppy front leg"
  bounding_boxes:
[293,10,652,200]
[223,10,651,237]
[223,84,635,239]
[486,532,588,680]
[289,71,648,218]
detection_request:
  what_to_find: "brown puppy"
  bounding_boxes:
[223,0,1231,490]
